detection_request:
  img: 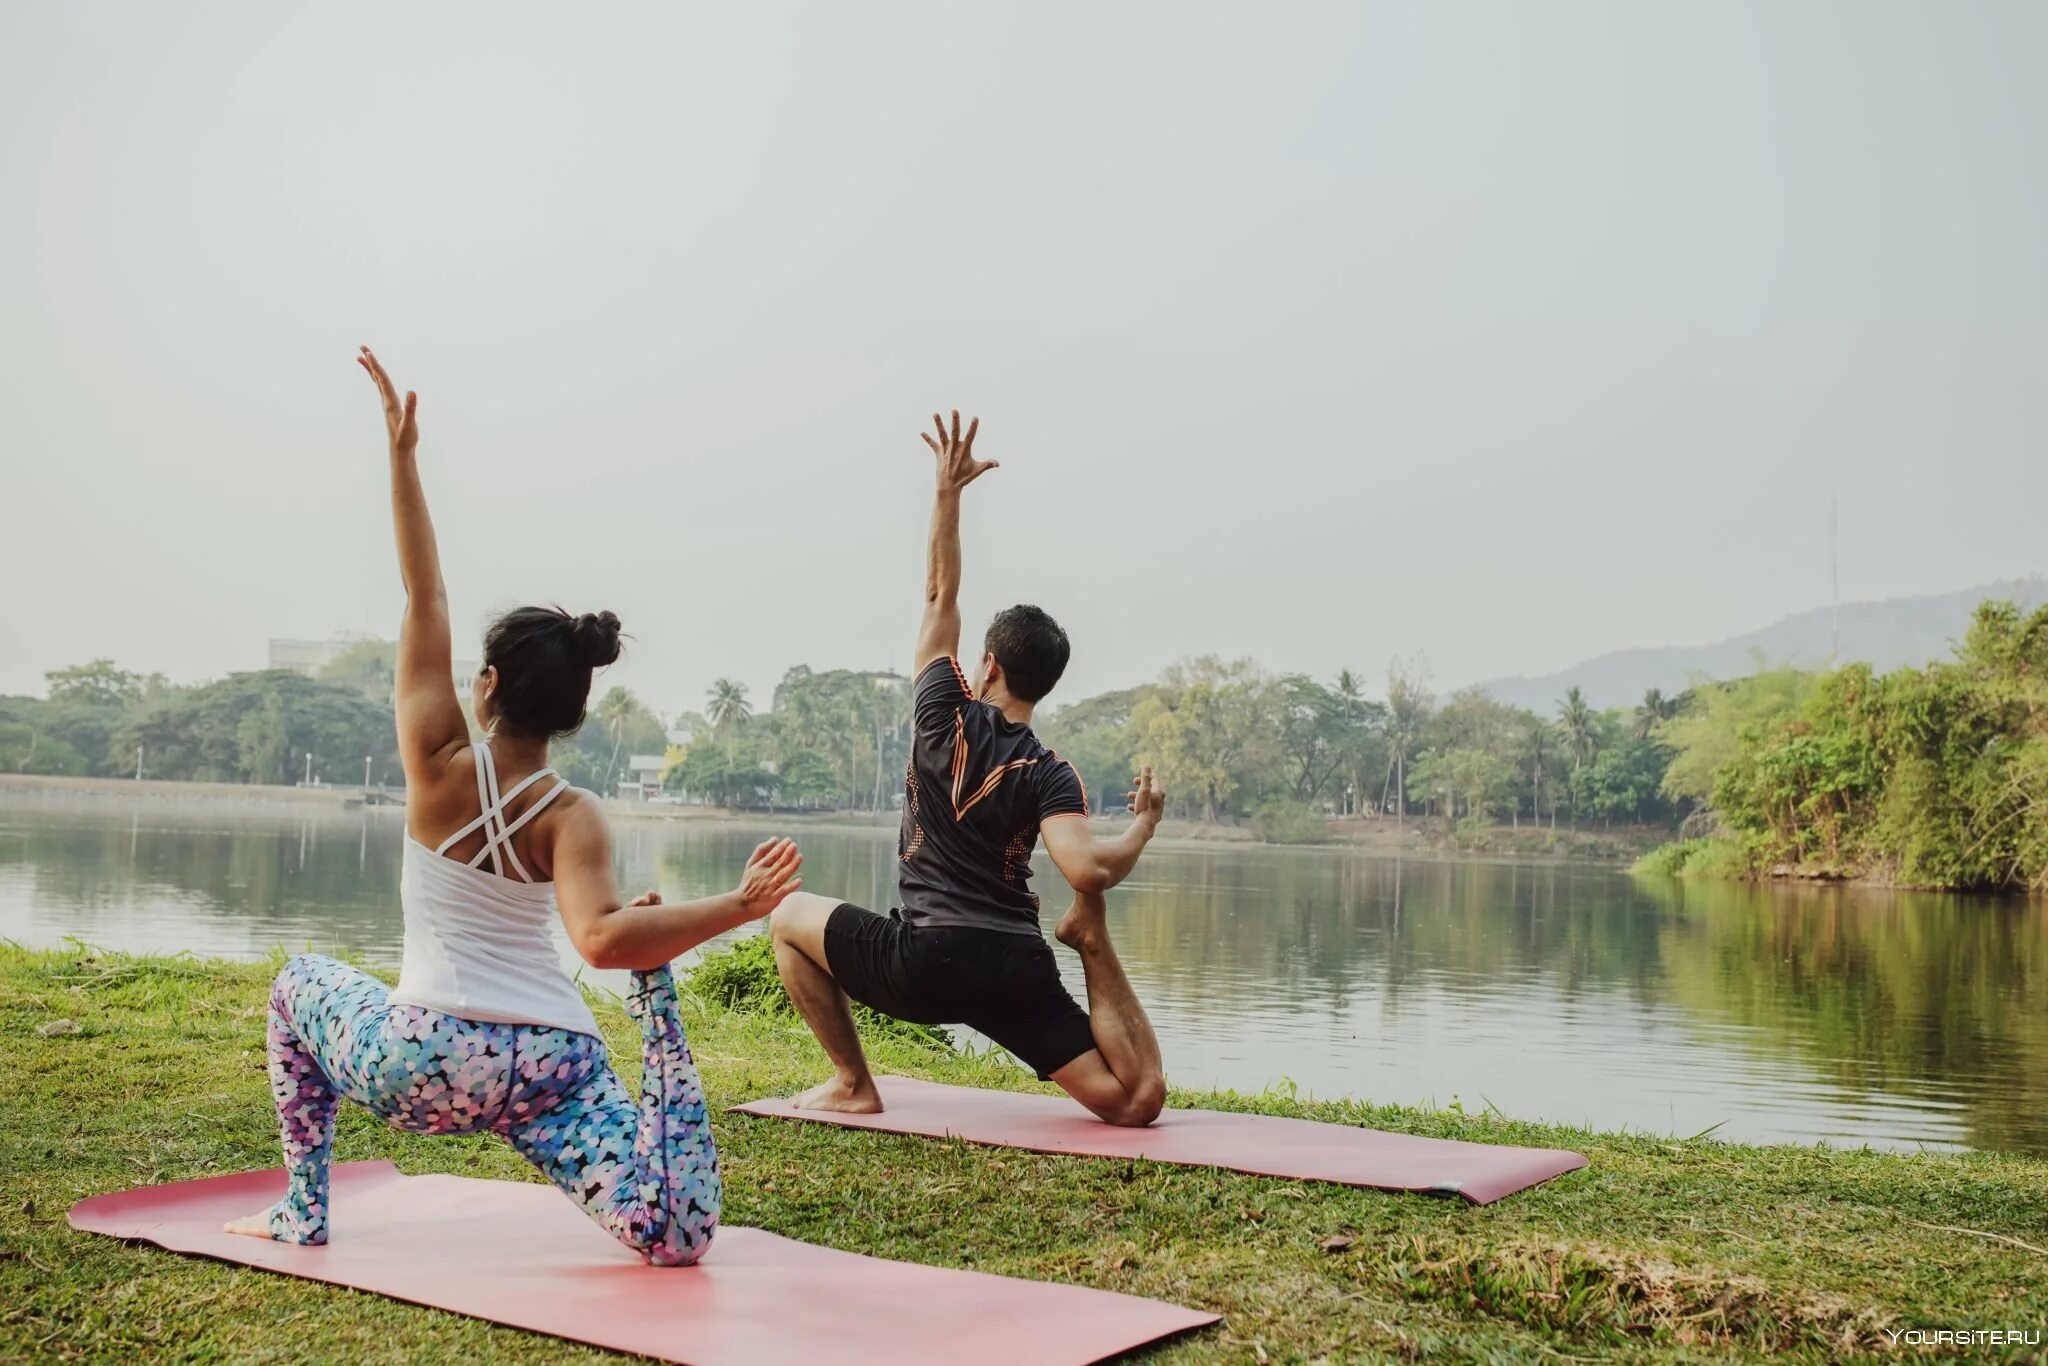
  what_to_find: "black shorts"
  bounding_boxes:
[824,903,1096,1080]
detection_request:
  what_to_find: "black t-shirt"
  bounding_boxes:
[897,656,1089,935]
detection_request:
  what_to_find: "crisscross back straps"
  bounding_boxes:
[433,742,571,882]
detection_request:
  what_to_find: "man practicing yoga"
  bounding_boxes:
[770,411,1168,1127]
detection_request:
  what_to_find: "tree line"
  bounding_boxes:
[1640,599,2048,892]
[1035,657,1685,836]
[1,643,1693,836]
[18,599,2042,886]
[663,657,1694,834]
[657,666,912,811]
[0,653,398,787]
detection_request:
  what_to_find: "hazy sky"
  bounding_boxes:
[3,2,2042,718]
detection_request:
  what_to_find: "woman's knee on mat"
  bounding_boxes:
[644,1217,716,1267]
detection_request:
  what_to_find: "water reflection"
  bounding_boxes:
[2,794,2042,1155]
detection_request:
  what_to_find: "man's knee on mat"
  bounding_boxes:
[1056,1054,1166,1128]
[1102,1074,1166,1128]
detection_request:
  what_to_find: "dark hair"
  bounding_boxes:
[480,606,623,738]
[983,604,1070,703]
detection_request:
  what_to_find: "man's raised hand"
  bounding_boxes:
[1127,765,1166,824]
[921,409,998,493]
[356,346,419,458]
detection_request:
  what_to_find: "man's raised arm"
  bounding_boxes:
[914,410,998,675]
[1042,765,1166,895]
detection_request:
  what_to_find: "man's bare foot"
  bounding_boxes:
[1055,901,1106,952]
[222,1210,275,1240]
[788,1076,883,1113]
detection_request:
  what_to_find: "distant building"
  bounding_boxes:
[619,754,668,801]
[267,636,361,677]
[268,635,476,683]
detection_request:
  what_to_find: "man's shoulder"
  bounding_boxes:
[915,654,974,695]
[988,711,1055,754]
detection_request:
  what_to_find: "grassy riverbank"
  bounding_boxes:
[6,946,2045,1361]
[1626,836,2040,892]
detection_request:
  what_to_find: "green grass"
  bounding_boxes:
[5,944,2046,1362]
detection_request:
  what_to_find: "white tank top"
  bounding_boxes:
[388,742,598,1037]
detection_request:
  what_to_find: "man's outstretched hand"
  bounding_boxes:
[1127,765,1166,826]
[922,410,998,493]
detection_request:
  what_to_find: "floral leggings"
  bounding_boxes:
[262,954,720,1266]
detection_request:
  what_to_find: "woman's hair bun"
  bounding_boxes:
[479,604,623,738]
[571,610,623,668]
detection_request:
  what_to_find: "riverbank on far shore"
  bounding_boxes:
[1630,835,2048,895]
[0,773,1665,860]
[7,945,2045,1360]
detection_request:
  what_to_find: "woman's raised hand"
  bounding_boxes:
[356,346,419,458]
[735,838,804,919]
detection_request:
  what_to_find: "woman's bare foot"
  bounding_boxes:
[222,1210,275,1240]
[789,1076,884,1113]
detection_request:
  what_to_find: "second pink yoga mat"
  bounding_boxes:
[70,1160,1217,1364]
[735,1077,1587,1204]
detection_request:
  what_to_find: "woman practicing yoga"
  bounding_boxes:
[224,347,805,1265]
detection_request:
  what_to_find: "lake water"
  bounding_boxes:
[4,793,2045,1156]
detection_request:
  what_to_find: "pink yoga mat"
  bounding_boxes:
[736,1078,1586,1205]
[70,1160,1217,1364]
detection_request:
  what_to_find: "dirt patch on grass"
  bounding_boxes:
[1382,1236,1896,1353]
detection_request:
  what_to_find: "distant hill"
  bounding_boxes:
[1474,578,2048,713]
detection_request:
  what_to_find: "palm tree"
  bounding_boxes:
[1518,719,1553,829]
[706,679,752,762]
[1632,687,1676,741]
[593,687,639,794]
[863,680,907,812]
[1334,668,1365,815]
[1382,661,1432,825]
[1557,686,1598,824]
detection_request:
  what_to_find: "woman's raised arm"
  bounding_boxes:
[358,346,469,774]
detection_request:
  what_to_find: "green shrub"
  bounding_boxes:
[687,933,951,1049]
[1629,836,1750,880]
[1629,840,1700,878]
[1250,799,1329,845]
[1686,837,1753,879]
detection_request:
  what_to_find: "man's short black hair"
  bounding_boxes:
[984,604,1070,703]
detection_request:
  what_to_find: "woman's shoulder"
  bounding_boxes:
[542,784,609,831]
[535,785,617,873]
